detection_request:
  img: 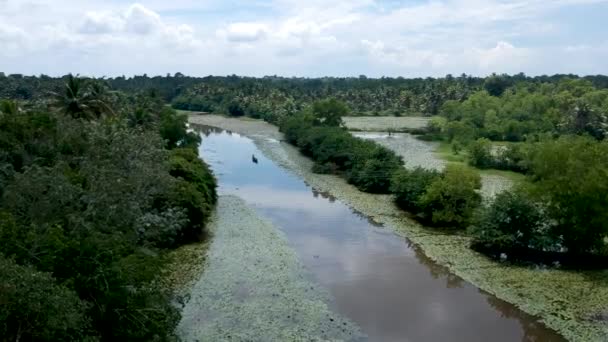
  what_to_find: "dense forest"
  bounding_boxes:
[2,72,608,119]
[0,75,217,341]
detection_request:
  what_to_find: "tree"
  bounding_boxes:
[228,101,245,116]
[528,136,608,254]
[469,191,554,251]
[0,255,91,341]
[418,165,482,226]
[468,138,493,168]
[391,167,440,212]
[483,74,511,97]
[51,75,114,120]
[312,98,348,126]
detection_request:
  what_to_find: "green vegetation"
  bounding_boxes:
[469,191,552,251]
[188,114,608,341]
[439,78,608,143]
[0,76,217,341]
[528,136,608,254]
[391,167,440,212]
[3,72,608,340]
[470,136,608,259]
[281,100,485,229]
[179,196,363,341]
[280,101,403,193]
[281,97,608,260]
[418,165,482,226]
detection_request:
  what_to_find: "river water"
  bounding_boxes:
[197,126,564,342]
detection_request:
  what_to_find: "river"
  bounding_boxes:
[193,125,564,342]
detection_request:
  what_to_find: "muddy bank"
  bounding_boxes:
[189,114,608,341]
[177,195,363,341]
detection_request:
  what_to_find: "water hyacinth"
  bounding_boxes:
[189,114,608,341]
[178,195,364,341]
[343,116,432,131]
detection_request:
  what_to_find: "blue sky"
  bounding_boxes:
[0,0,607,77]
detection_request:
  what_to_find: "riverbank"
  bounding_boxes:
[177,195,363,341]
[189,114,608,342]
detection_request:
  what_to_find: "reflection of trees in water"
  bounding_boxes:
[311,188,336,203]
[484,293,564,342]
[412,244,464,289]
[193,125,225,137]
[413,241,563,340]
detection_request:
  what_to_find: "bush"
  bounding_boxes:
[528,136,608,254]
[469,191,555,251]
[0,255,91,341]
[391,167,441,212]
[228,101,245,116]
[468,138,493,168]
[0,94,217,341]
[418,165,482,227]
[159,108,200,149]
[280,105,402,194]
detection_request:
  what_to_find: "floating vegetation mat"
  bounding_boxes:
[189,114,608,341]
[343,116,432,131]
[353,131,513,199]
[177,195,364,341]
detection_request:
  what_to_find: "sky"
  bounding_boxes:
[1,0,607,77]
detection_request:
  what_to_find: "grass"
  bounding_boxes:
[434,141,526,183]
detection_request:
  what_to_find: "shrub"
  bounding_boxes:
[469,191,555,251]
[418,165,482,227]
[159,108,200,149]
[0,255,91,341]
[391,167,441,212]
[280,105,402,194]
[528,136,608,254]
[228,101,245,117]
[468,138,493,168]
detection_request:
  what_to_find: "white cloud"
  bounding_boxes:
[0,0,607,76]
[124,3,163,35]
[475,41,530,70]
[0,23,29,56]
[79,11,125,34]
[219,22,270,42]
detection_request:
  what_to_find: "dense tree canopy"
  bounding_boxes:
[0,77,217,341]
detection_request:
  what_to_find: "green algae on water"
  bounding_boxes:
[177,195,364,341]
[189,115,608,342]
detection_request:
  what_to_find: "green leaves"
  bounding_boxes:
[529,136,608,254]
[469,190,554,251]
[391,167,440,212]
[0,256,91,341]
[418,165,482,226]
[0,91,217,340]
[280,106,403,194]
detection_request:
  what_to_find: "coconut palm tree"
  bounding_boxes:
[51,74,115,120]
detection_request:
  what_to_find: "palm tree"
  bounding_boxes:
[50,74,114,120]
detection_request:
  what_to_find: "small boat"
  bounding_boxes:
[252,154,258,164]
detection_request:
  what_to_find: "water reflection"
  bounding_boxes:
[195,125,564,342]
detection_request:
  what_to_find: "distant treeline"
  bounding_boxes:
[2,72,608,120]
[0,76,217,341]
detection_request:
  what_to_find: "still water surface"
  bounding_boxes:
[197,126,564,342]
